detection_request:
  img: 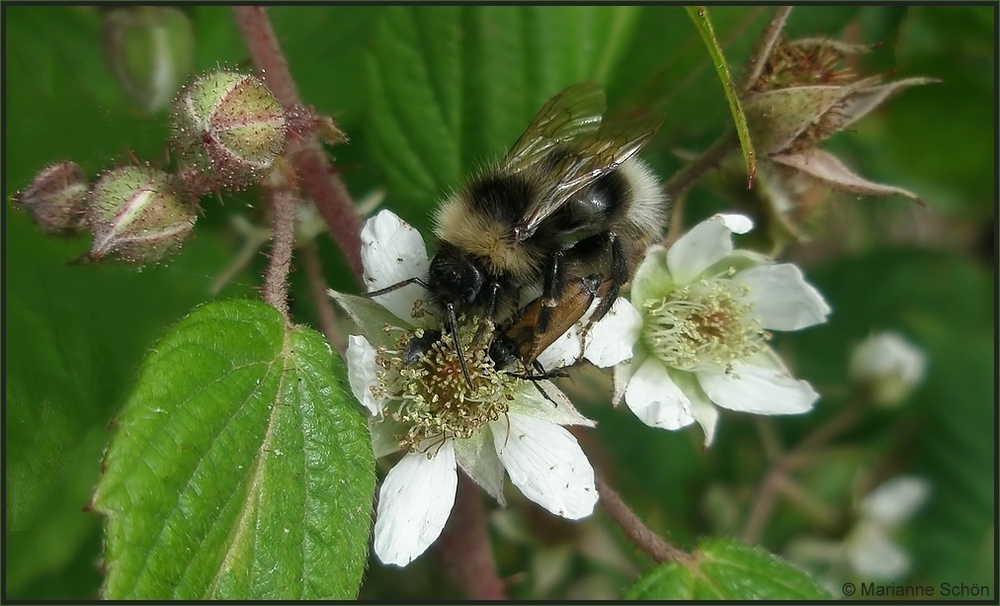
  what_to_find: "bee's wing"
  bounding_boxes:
[513,114,665,241]
[500,82,606,174]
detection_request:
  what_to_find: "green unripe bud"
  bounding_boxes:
[13,162,89,236]
[86,165,197,264]
[102,7,195,114]
[171,70,287,190]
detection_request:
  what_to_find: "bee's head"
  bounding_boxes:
[428,243,485,311]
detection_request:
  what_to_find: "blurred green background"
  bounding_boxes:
[4,6,993,599]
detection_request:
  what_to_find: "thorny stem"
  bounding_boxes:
[437,474,507,600]
[596,474,687,564]
[262,178,296,320]
[741,400,866,543]
[232,6,364,282]
[301,241,345,353]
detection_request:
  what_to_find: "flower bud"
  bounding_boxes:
[171,70,287,190]
[102,7,195,114]
[13,162,89,236]
[849,331,927,407]
[86,165,197,264]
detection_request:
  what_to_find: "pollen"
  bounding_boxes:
[375,319,517,454]
[642,271,767,374]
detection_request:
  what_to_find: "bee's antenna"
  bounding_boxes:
[447,303,474,389]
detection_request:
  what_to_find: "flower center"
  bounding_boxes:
[642,272,768,373]
[374,318,516,453]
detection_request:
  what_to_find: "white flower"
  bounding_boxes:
[844,475,931,580]
[614,213,831,445]
[849,331,927,407]
[331,210,616,567]
[787,475,931,585]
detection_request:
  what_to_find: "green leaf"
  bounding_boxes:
[364,6,641,222]
[92,300,375,599]
[685,6,756,188]
[3,211,255,598]
[625,538,831,599]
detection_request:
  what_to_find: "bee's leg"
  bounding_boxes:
[537,250,567,335]
[561,231,627,358]
[510,363,568,408]
[445,303,474,388]
[365,276,431,298]
[587,232,627,325]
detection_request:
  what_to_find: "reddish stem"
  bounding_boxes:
[231,6,363,282]
[436,474,507,600]
[262,181,296,320]
[596,474,686,564]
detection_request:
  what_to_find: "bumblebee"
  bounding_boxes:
[369,82,667,381]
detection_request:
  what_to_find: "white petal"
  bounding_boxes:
[846,520,911,580]
[361,210,432,324]
[491,414,597,519]
[734,264,831,331]
[508,382,596,428]
[329,290,412,345]
[536,297,641,370]
[373,441,458,566]
[859,476,931,527]
[583,298,643,367]
[534,323,585,371]
[623,358,696,430]
[667,214,754,285]
[370,418,403,458]
[687,389,720,446]
[718,213,754,234]
[346,335,386,415]
[696,353,819,415]
[612,357,638,408]
[631,245,671,305]
[454,430,507,506]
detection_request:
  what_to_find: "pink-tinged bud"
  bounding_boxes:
[102,7,194,114]
[13,162,89,236]
[171,70,287,190]
[86,165,197,264]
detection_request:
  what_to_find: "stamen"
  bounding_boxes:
[374,317,518,453]
[642,272,766,373]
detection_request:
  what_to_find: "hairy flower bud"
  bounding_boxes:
[86,165,197,264]
[743,38,937,158]
[736,36,936,206]
[171,70,287,190]
[102,7,194,114]
[13,162,90,236]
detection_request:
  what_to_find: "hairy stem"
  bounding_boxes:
[262,180,296,320]
[232,6,364,282]
[437,474,507,600]
[596,474,686,563]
